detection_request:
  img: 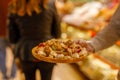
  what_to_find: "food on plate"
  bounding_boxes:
[32,39,89,63]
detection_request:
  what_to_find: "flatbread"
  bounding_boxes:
[32,39,88,63]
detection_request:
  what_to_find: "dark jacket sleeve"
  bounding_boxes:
[51,5,61,38]
[89,4,120,52]
[8,14,20,44]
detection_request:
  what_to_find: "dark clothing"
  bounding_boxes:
[8,5,61,61]
[8,1,61,80]
[21,61,54,80]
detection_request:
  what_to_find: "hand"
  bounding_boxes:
[74,39,95,54]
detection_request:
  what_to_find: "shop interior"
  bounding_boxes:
[0,0,120,80]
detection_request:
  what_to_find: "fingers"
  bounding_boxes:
[74,39,95,54]
[74,39,88,47]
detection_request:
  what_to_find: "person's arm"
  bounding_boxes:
[51,7,61,38]
[8,14,20,44]
[89,3,120,52]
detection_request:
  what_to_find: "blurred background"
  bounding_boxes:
[0,0,120,80]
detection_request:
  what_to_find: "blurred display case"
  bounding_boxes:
[77,54,119,80]
[60,0,119,79]
[61,22,120,79]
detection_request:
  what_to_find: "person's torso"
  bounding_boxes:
[15,8,54,41]
[14,8,57,61]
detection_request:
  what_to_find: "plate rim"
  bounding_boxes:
[32,46,86,63]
